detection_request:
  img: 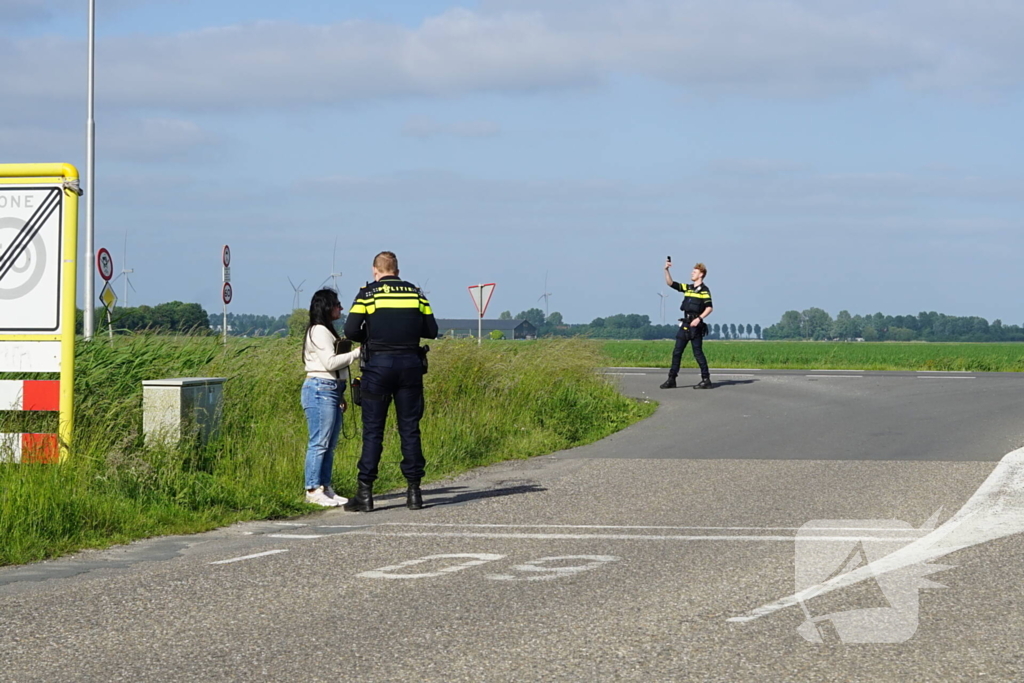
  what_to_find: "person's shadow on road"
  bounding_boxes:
[663,378,758,389]
[373,482,546,511]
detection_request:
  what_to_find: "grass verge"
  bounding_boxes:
[602,340,1024,372]
[0,336,653,566]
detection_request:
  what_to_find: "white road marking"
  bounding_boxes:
[210,549,289,565]
[358,553,504,579]
[487,555,619,582]
[808,369,869,373]
[266,533,324,539]
[379,522,926,533]
[346,531,923,543]
[317,525,374,529]
[805,375,863,378]
[272,522,307,527]
[730,445,1024,624]
[917,376,975,380]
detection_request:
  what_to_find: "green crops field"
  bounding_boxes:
[602,340,1024,372]
[0,336,653,566]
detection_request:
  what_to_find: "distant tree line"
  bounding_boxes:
[764,309,1024,342]
[76,302,212,334]
[499,308,762,340]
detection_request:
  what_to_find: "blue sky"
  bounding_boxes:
[2,0,1021,327]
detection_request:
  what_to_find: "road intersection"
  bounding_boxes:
[2,369,1023,681]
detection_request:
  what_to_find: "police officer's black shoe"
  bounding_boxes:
[406,481,423,510]
[694,378,713,390]
[344,482,374,512]
[659,378,676,389]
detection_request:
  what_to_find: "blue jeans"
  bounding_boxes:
[301,377,344,489]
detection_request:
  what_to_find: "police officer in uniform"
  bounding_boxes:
[660,259,713,389]
[343,251,438,511]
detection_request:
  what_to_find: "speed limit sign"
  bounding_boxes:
[222,282,233,305]
[97,248,113,281]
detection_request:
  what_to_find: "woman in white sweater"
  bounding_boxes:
[301,288,361,507]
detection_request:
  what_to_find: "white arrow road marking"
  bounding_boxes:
[729,446,1024,623]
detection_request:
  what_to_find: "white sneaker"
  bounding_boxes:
[323,486,349,505]
[306,486,340,507]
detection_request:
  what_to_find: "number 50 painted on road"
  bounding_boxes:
[358,554,619,581]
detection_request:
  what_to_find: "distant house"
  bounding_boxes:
[435,319,537,340]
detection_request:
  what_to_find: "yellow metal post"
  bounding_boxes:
[0,163,80,461]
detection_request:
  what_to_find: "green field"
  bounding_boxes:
[602,340,1024,372]
[0,336,653,566]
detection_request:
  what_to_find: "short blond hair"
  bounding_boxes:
[373,251,398,274]
[694,262,707,277]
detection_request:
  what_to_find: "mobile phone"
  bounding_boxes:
[667,256,672,264]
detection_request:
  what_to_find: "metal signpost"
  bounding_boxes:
[97,247,116,339]
[0,163,80,463]
[467,283,496,345]
[221,245,231,344]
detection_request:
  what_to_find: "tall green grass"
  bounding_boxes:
[0,336,652,565]
[602,340,1024,372]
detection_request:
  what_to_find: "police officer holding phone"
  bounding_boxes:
[661,257,713,389]
[343,251,438,511]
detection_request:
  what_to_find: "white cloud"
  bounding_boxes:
[402,115,501,138]
[1,1,1022,112]
[100,117,222,162]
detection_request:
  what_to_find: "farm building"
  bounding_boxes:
[435,319,537,340]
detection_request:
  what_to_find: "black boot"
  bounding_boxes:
[694,378,712,390]
[659,377,677,389]
[344,482,374,512]
[406,481,423,510]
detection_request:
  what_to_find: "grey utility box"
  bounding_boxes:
[142,377,227,447]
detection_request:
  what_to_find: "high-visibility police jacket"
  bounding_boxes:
[671,281,713,319]
[344,276,438,352]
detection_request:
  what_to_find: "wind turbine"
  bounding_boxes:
[657,292,667,324]
[417,278,431,297]
[288,276,306,310]
[321,237,343,290]
[112,231,136,307]
[537,272,552,317]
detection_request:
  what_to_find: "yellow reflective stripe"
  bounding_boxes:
[373,298,421,309]
[350,303,368,314]
[685,292,711,299]
[420,303,433,315]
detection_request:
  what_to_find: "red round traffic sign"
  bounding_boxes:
[222,282,233,305]
[222,245,231,267]
[97,248,114,281]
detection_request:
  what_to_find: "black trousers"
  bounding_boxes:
[357,353,425,485]
[668,328,710,381]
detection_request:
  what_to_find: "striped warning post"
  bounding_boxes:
[0,380,60,463]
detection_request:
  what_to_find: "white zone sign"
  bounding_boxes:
[0,186,63,332]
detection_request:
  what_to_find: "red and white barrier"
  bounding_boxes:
[0,380,60,463]
[0,380,60,411]
[0,433,59,464]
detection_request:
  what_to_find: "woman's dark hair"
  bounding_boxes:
[302,288,341,360]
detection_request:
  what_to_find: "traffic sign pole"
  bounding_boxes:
[221,246,231,344]
[467,283,496,345]
[96,248,114,339]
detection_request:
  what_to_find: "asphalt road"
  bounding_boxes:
[2,368,1024,682]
